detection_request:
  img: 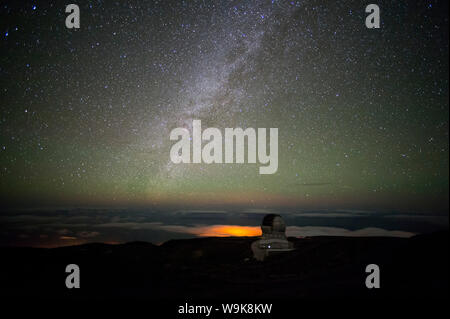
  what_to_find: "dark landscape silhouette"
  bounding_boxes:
[1,231,447,299]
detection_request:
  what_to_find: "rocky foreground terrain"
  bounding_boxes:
[0,231,448,299]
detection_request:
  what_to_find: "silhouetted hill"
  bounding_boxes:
[0,232,447,299]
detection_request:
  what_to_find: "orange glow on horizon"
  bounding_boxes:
[193,225,262,237]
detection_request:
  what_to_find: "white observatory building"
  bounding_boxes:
[251,214,294,261]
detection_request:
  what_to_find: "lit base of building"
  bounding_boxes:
[251,237,294,261]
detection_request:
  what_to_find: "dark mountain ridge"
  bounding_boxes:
[0,231,447,299]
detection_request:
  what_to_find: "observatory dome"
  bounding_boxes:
[261,214,286,235]
[251,214,294,261]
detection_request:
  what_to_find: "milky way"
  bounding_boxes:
[0,0,448,212]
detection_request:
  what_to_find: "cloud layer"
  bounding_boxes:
[0,208,447,247]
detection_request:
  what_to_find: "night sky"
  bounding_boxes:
[0,1,448,246]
